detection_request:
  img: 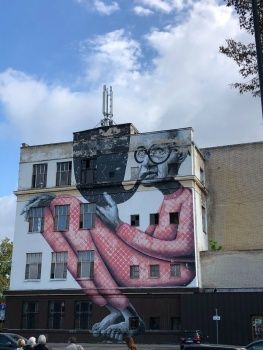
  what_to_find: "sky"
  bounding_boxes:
[0,0,262,240]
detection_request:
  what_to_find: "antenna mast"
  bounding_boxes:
[101,85,114,126]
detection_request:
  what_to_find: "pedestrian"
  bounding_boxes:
[24,337,36,350]
[124,336,137,350]
[65,337,84,350]
[17,339,26,350]
[34,335,49,350]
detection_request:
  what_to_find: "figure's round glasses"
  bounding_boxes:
[134,144,171,164]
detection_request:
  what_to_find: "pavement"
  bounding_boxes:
[49,343,179,350]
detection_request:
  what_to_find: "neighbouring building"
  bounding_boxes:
[4,123,263,345]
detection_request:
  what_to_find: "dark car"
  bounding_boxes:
[0,333,27,350]
[180,330,207,350]
[246,340,263,350]
[181,344,245,350]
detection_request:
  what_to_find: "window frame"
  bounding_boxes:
[130,265,140,279]
[74,301,92,330]
[170,263,181,277]
[21,302,39,329]
[150,213,159,225]
[77,250,94,279]
[79,203,96,229]
[50,252,68,280]
[25,253,42,280]
[32,163,48,188]
[81,159,95,185]
[54,205,70,231]
[149,264,160,278]
[202,205,207,233]
[56,161,72,187]
[28,207,44,233]
[130,214,140,227]
[48,301,65,329]
[169,212,179,225]
[149,316,161,330]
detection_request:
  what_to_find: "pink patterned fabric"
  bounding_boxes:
[43,187,195,311]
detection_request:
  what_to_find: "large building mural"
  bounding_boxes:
[21,125,195,341]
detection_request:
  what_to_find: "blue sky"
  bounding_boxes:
[0,0,262,239]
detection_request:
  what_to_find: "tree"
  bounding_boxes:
[220,0,263,97]
[0,238,13,298]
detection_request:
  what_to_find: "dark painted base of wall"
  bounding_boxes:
[4,289,263,345]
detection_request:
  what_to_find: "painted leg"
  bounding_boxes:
[91,305,123,337]
[101,304,145,341]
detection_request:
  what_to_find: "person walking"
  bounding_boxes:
[16,339,26,350]
[34,335,49,350]
[125,336,137,350]
[65,337,84,350]
[24,337,36,350]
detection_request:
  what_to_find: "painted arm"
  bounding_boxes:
[96,190,194,260]
[115,189,194,260]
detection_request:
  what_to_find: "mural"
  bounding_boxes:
[22,126,195,341]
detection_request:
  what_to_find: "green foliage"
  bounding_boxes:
[0,238,13,299]
[220,0,263,97]
[209,240,222,251]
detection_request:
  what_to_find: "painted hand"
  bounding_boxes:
[96,192,121,231]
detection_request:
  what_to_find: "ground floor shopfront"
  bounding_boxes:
[3,289,263,345]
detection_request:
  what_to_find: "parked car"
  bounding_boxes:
[0,333,27,350]
[246,340,263,350]
[180,330,207,350]
[181,344,245,350]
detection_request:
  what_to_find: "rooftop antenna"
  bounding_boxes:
[101,85,114,126]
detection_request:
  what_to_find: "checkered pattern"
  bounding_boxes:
[92,187,195,287]
[43,188,195,310]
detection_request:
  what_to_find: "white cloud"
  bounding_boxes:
[135,0,193,13]
[0,195,16,241]
[94,0,119,15]
[0,69,102,144]
[81,29,142,85]
[0,0,262,150]
[133,6,154,16]
[75,0,119,15]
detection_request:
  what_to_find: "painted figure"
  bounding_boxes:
[22,129,195,341]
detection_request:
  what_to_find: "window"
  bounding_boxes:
[130,215,139,227]
[149,317,160,330]
[202,205,207,233]
[150,213,159,225]
[109,171,115,178]
[77,251,94,279]
[168,163,178,175]
[32,163,47,188]
[130,265,140,279]
[48,301,65,329]
[170,263,181,277]
[200,167,205,184]
[80,203,96,229]
[131,167,139,180]
[170,212,179,224]
[75,301,92,329]
[81,159,94,185]
[25,253,42,280]
[22,302,38,329]
[28,207,44,232]
[129,317,139,330]
[170,317,181,330]
[149,264,160,278]
[54,205,69,231]
[50,252,68,279]
[56,161,72,186]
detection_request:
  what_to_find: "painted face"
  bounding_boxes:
[134,143,186,184]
